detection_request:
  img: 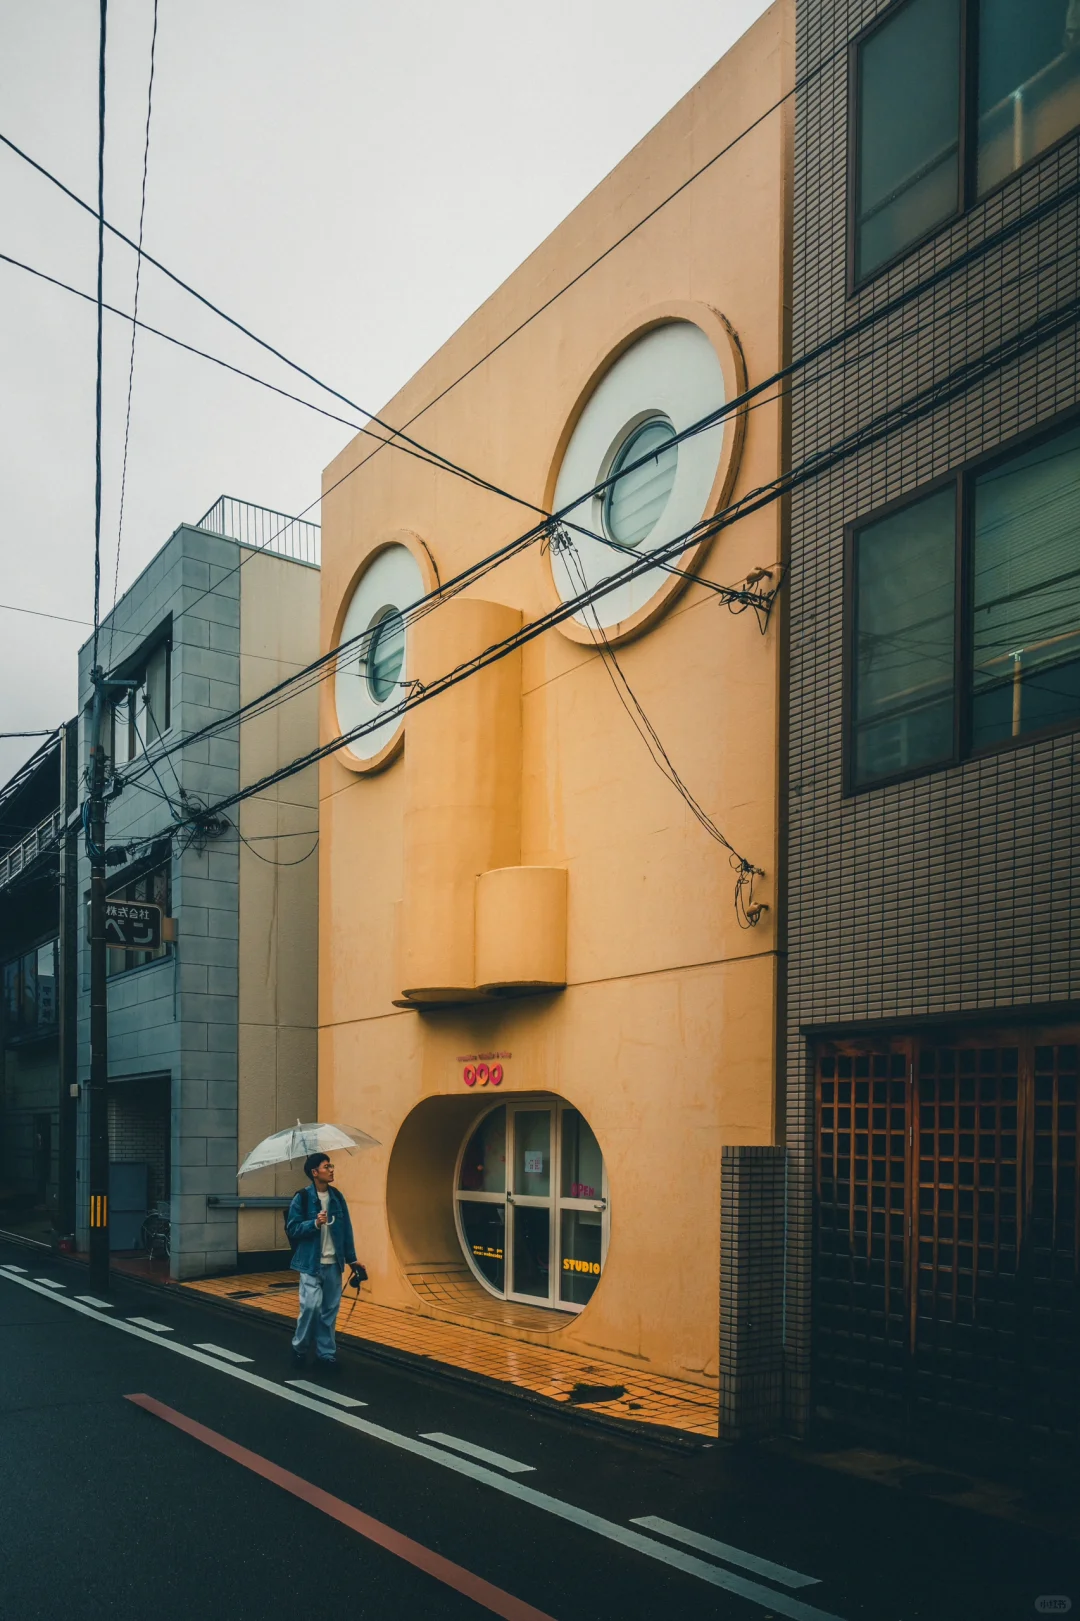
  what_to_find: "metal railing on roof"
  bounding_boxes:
[194,495,320,566]
[0,808,61,894]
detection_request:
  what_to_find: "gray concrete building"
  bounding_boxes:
[782,0,1080,1455]
[75,498,320,1278]
[0,728,77,1242]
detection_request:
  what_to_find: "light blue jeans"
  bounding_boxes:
[292,1263,343,1360]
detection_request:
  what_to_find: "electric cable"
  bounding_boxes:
[108,168,1080,657]
[0,130,555,522]
[4,172,1070,669]
[108,0,159,666]
[91,0,107,667]
[320,32,854,480]
[120,276,1080,799]
[127,702,182,821]
[119,285,1080,881]
[222,813,319,866]
[7,27,1065,650]
[141,690,185,805]
[560,535,763,926]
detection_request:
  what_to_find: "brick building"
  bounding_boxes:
[784,0,1080,1451]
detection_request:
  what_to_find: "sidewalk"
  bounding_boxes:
[183,1271,719,1441]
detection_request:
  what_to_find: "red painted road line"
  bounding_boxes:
[125,1393,557,1621]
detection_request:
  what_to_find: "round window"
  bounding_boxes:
[454,1101,607,1312]
[366,608,405,703]
[549,321,730,635]
[334,543,423,765]
[602,416,678,548]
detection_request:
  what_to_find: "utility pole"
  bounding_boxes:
[87,668,110,1290]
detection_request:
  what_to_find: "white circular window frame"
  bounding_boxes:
[452,1096,611,1316]
[545,304,747,646]
[330,531,438,774]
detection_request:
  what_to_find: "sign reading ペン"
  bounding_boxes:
[103,900,162,950]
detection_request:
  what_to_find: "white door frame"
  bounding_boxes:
[453,1097,609,1314]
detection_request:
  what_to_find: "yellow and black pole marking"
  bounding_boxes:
[89,1194,108,1228]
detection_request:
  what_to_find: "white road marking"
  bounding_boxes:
[193,1343,253,1365]
[287,1379,367,1408]
[127,1316,173,1333]
[31,1278,65,1290]
[631,1516,821,1588]
[74,1295,113,1310]
[0,1271,846,1621]
[0,1264,28,1274]
[422,1432,535,1474]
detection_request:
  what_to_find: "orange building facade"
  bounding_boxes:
[318,2,793,1398]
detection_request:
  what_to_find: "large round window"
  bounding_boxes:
[550,320,730,635]
[334,544,423,765]
[455,1100,608,1313]
[603,416,678,547]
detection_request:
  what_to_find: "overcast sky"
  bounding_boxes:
[0,0,771,786]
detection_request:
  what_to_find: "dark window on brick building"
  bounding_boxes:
[850,420,1080,788]
[972,422,1080,748]
[854,0,962,282]
[852,485,956,786]
[854,0,1080,283]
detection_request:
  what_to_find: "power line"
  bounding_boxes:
[0,600,92,627]
[0,252,520,506]
[121,286,1080,845]
[331,34,853,483]
[0,129,549,522]
[113,168,1080,666]
[108,0,159,662]
[4,215,1063,692]
[91,0,108,666]
[560,536,763,926]
[121,264,1078,801]
[5,84,1071,675]
[223,815,319,867]
[0,243,740,627]
[0,34,851,649]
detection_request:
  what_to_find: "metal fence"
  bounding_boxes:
[194,495,320,566]
[0,808,61,894]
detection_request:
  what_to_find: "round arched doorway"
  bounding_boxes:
[453,1098,608,1312]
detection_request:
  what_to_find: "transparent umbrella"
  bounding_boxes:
[237,1119,380,1178]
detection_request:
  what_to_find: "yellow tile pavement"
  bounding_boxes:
[183,1271,719,1439]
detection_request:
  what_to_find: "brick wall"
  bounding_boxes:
[720,1145,787,1439]
[108,1079,169,1206]
[785,0,1080,1431]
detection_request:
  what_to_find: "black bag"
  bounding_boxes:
[283,1186,310,1252]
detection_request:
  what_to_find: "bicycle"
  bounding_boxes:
[138,1205,171,1262]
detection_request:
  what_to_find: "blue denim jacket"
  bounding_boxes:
[285,1184,357,1276]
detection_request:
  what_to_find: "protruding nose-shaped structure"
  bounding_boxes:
[399,597,566,1003]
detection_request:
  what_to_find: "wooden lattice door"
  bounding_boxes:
[814,1030,1080,1446]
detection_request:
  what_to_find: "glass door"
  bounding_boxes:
[556,1108,608,1309]
[508,1107,553,1302]
[455,1099,609,1312]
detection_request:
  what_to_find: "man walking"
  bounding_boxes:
[286,1152,363,1370]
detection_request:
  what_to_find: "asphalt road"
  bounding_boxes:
[0,1237,1075,1621]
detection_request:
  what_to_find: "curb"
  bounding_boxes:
[1,1232,715,1455]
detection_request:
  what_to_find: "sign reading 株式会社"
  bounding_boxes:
[101,899,162,950]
